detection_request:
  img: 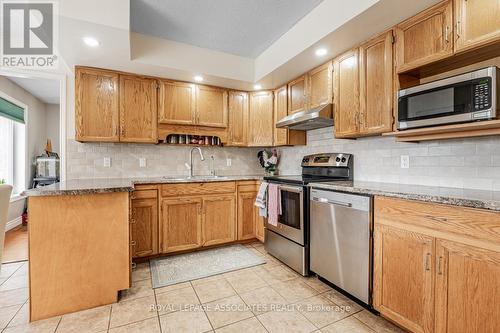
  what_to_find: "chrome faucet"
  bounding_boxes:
[189,147,205,178]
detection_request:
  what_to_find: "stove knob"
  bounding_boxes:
[341,157,347,163]
[335,157,341,162]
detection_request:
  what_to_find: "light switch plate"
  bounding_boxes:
[400,155,410,169]
[226,158,232,167]
[103,157,111,168]
[139,158,146,168]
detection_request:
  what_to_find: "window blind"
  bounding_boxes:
[0,97,24,123]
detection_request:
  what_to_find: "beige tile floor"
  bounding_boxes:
[0,242,406,333]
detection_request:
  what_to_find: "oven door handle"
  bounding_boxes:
[278,185,303,193]
[312,197,352,207]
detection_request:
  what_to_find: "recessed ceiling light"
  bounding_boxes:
[194,75,204,82]
[83,37,99,47]
[315,48,327,56]
[253,84,262,90]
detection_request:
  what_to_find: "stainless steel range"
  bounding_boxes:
[263,153,353,276]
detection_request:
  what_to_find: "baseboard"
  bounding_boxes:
[5,216,22,231]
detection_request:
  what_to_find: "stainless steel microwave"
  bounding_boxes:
[398,67,498,130]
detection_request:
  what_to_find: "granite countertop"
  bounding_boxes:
[23,175,264,197]
[310,181,500,212]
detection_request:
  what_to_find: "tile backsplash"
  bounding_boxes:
[66,139,264,179]
[279,127,500,191]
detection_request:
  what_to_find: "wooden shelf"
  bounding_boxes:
[160,142,222,147]
[383,119,500,142]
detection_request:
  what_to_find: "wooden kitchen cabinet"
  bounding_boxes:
[273,85,289,146]
[288,75,308,114]
[75,67,120,142]
[196,85,228,128]
[248,91,274,146]
[119,75,158,143]
[237,191,257,240]
[395,0,453,73]
[255,214,265,242]
[131,195,158,258]
[374,224,435,333]
[160,197,202,253]
[228,91,248,146]
[158,80,196,125]
[359,31,394,135]
[308,61,333,109]
[333,49,360,138]
[454,0,500,53]
[435,239,500,333]
[202,194,236,246]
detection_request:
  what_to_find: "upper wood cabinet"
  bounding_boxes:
[374,224,435,333]
[308,61,333,108]
[131,194,158,258]
[158,80,196,125]
[435,239,500,333]
[455,0,500,53]
[395,0,453,73]
[333,49,360,138]
[119,75,158,143]
[228,91,248,146]
[160,197,202,253]
[195,85,228,128]
[359,31,394,135]
[202,194,236,246]
[288,75,308,114]
[75,68,120,142]
[248,91,274,146]
[273,86,288,146]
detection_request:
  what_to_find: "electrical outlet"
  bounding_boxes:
[103,157,111,168]
[139,158,146,168]
[400,155,410,169]
[226,158,232,167]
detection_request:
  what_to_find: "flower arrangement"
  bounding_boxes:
[257,149,279,175]
[0,179,5,185]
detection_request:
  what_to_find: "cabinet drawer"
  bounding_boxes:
[161,182,236,197]
[375,196,500,250]
[131,189,157,199]
[237,184,260,193]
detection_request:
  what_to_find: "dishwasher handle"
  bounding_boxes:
[312,197,352,207]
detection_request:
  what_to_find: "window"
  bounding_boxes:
[0,97,25,195]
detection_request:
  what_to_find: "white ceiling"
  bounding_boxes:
[130,0,324,58]
[7,77,60,104]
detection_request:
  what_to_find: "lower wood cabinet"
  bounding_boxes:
[237,191,258,240]
[160,197,203,253]
[202,194,236,246]
[255,214,265,243]
[374,196,500,333]
[131,196,159,258]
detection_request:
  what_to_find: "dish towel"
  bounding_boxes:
[255,182,269,217]
[267,183,281,227]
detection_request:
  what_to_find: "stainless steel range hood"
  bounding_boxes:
[276,104,333,130]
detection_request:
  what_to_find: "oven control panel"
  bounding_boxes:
[302,153,351,167]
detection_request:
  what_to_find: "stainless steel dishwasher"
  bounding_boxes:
[309,188,372,305]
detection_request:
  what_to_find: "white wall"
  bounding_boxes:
[45,104,60,155]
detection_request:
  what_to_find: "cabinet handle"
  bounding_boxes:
[130,218,136,224]
[456,21,461,39]
[131,262,137,269]
[444,26,450,43]
[131,240,136,246]
[437,256,443,275]
[425,253,431,271]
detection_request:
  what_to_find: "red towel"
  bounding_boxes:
[268,183,281,226]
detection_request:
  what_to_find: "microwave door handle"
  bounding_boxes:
[312,197,352,207]
[278,185,303,193]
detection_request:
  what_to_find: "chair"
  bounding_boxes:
[0,184,13,272]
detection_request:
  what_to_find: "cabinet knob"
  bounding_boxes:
[130,218,136,224]
[131,240,136,246]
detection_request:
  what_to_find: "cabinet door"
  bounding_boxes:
[308,61,333,109]
[288,75,308,114]
[119,75,158,143]
[202,194,236,246]
[455,0,500,53]
[255,215,265,243]
[395,0,453,72]
[75,68,119,142]
[273,86,288,146]
[359,31,394,135]
[196,85,228,128]
[131,197,158,258]
[248,91,274,146]
[158,80,196,125]
[373,224,435,333]
[333,49,360,138]
[237,191,257,240]
[228,91,248,146]
[160,198,202,253]
[435,239,500,333]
